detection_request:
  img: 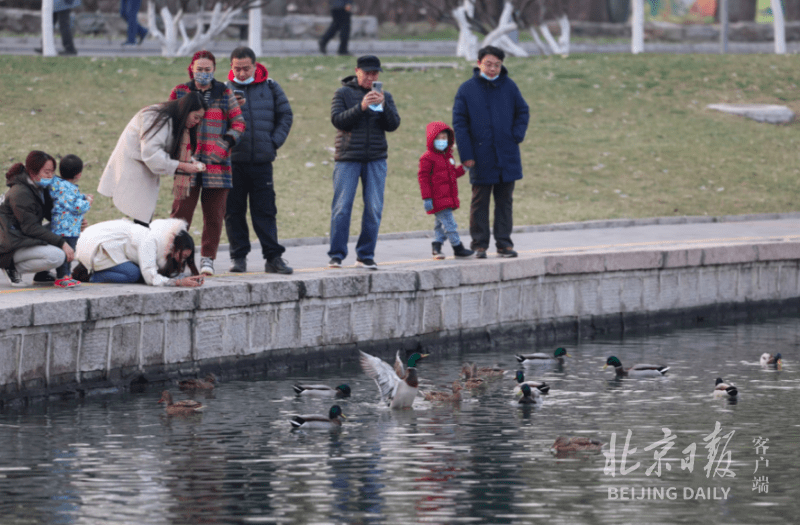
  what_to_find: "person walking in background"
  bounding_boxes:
[1,151,75,288]
[225,46,294,275]
[98,93,207,225]
[327,55,400,270]
[417,121,473,260]
[452,45,529,259]
[319,0,353,56]
[120,0,148,46]
[169,50,246,277]
[49,154,91,286]
[35,0,80,55]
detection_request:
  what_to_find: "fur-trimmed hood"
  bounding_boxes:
[149,218,189,271]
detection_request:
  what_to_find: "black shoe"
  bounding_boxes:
[138,28,148,44]
[497,247,518,258]
[453,243,474,258]
[58,48,77,56]
[318,39,327,54]
[3,265,24,287]
[229,258,247,273]
[432,242,445,260]
[34,47,43,54]
[328,257,342,268]
[475,248,487,259]
[33,271,56,284]
[337,51,352,56]
[356,258,378,270]
[266,257,293,275]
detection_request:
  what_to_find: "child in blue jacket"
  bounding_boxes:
[50,154,92,285]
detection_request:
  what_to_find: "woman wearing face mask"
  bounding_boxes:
[98,91,209,228]
[1,151,76,287]
[73,218,203,287]
[167,50,246,277]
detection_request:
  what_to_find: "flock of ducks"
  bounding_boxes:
[156,349,786,451]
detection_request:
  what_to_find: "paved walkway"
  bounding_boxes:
[3,213,800,301]
[2,35,800,57]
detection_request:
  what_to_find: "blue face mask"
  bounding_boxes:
[194,72,214,86]
[480,72,499,82]
[434,139,448,151]
[37,177,53,188]
[237,76,255,85]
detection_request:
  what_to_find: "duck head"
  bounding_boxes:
[520,383,533,397]
[329,405,346,420]
[604,356,622,369]
[336,384,351,397]
[554,347,571,358]
[715,377,724,386]
[515,370,525,384]
[407,353,428,368]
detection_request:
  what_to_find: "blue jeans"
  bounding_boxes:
[90,262,142,283]
[328,160,387,261]
[120,0,147,44]
[433,209,461,246]
[56,236,78,279]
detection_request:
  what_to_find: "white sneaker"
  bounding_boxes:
[200,257,214,276]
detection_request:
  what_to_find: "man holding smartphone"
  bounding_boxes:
[327,55,401,270]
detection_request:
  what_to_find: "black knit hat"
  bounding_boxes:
[356,55,382,72]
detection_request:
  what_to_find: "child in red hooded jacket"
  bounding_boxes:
[417,121,474,259]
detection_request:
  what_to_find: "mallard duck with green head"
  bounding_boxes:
[518,383,542,404]
[292,383,352,399]
[551,436,604,453]
[359,350,428,409]
[290,405,346,430]
[512,370,550,395]
[604,356,669,378]
[713,377,738,398]
[515,347,571,367]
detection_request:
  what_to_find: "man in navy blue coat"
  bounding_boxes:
[452,46,530,258]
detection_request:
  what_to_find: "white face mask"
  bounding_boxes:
[480,72,499,81]
[237,76,255,85]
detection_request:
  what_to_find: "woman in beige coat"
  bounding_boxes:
[98,92,208,224]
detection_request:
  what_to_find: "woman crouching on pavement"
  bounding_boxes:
[73,218,204,287]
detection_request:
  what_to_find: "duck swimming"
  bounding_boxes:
[359,350,428,409]
[178,373,216,391]
[292,384,351,399]
[513,370,550,395]
[551,436,604,453]
[515,347,570,366]
[158,390,205,415]
[760,353,782,369]
[290,405,346,430]
[423,381,463,402]
[461,363,485,389]
[518,383,541,404]
[713,377,738,398]
[604,356,669,378]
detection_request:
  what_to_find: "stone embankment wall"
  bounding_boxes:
[2,240,800,406]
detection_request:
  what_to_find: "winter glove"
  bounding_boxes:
[423,199,433,212]
[205,138,231,165]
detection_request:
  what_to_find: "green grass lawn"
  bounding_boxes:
[3,53,800,244]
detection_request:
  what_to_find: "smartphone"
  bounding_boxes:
[371,81,383,93]
[233,89,245,99]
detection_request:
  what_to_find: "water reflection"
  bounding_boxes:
[0,317,799,524]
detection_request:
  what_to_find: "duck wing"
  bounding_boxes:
[360,350,400,403]
[173,399,204,410]
[293,384,334,396]
[629,363,669,373]
[290,414,341,429]
[393,350,407,379]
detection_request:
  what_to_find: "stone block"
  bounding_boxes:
[605,251,662,272]
[399,296,421,336]
[539,281,556,319]
[422,295,444,333]
[251,308,276,352]
[351,300,376,341]
[32,298,87,326]
[662,248,703,269]
[756,265,780,301]
[499,284,522,322]
[50,329,79,378]
[461,290,482,327]
[323,303,351,344]
[546,253,605,275]
[460,262,502,285]
[371,271,417,293]
[300,278,323,298]
[777,263,799,299]
[519,281,541,320]
[702,245,757,266]
[141,289,196,314]
[0,305,31,330]
[442,293,461,329]
[599,277,622,314]
[80,326,110,372]
[576,278,600,316]
[110,323,140,369]
[195,316,227,360]
[417,267,460,290]
[501,257,546,281]
[322,275,369,298]
[737,266,755,301]
[758,242,800,262]
[0,336,18,388]
[165,319,192,364]
[300,304,325,347]
[620,275,643,312]
[251,280,301,304]
[697,268,718,305]
[716,268,738,302]
[227,313,250,355]
[481,289,499,325]
[677,271,701,308]
[641,274,660,312]
[20,332,47,386]
[553,281,577,318]
[198,283,251,310]
[375,299,400,340]
[141,321,165,366]
[89,293,143,320]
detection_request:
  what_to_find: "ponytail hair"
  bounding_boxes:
[142,92,208,160]
[5,150,55,186]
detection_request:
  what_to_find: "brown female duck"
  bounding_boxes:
[158,390,205,415]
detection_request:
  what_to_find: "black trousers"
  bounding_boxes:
[469,181,515,250]
[319,8,351,54]
[54,10,76,53]
[225,162,286,261]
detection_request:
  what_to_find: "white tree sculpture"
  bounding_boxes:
[40,0,56,56]
[147,1,259,57]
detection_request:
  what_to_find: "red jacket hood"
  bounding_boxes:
[228,62,269,84]
[426,121,454,154]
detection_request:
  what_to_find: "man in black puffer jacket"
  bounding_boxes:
[327,55,401,270]
[226,46,294,275]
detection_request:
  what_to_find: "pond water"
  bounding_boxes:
[1,317,798,524]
